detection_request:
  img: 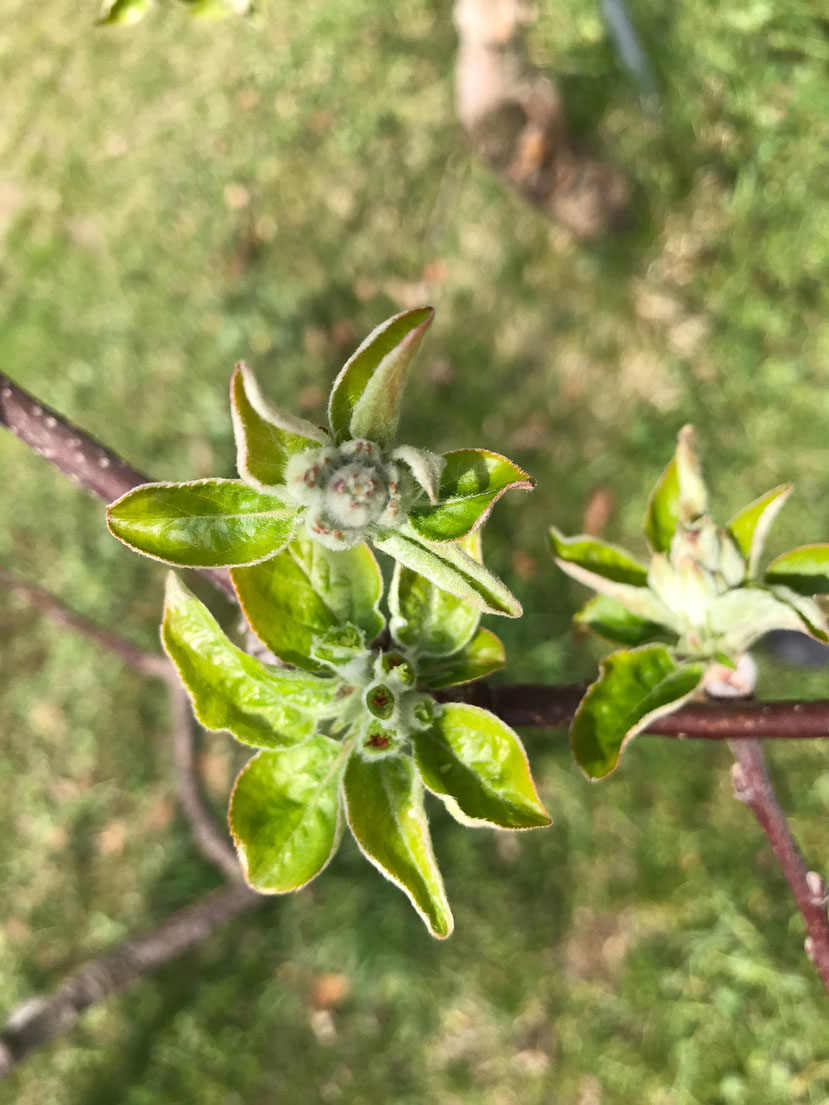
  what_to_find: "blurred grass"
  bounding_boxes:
[2,0,829,1101]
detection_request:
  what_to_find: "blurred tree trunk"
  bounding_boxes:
[454,0,630,238]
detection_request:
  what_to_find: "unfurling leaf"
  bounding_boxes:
[553,556,678,630]
[765,544,829,596]
[417,628,505,688]
[107,479,297,568]
[343,753,453,938]
[375,523,521,617]
[389,530,482,656]
[571,645,705,779]
[232,533,384,671]
[391,445,446,503]
[162,573,338,748]
[674,425,708,524]
[644,454,679,553]
[727,484,791,579]
[231,362,328,492]
[229,739,345,892]
[549,528,648,585]
[408,450,533,542]
[413,704,550,829]
[328,307,434,446]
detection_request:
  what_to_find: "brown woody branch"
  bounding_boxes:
[0,374,235,600]
[454,683,829,740]
[0,884,260,1080]
[730,739,829,993]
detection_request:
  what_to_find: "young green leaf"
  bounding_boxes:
[573,594,667,647]
[764,545,829,595]
[706,586,825,651]
[108,479,297,568]
[417,628,505,689]
[553,556,678,630]
[408,450,534,542]
[343,753,453,938]
[328,307,434,446]
[229,739,345,893]
[389,530,482,657]
[231,362,329,492]
[770,585,829,643]
[571,645,705,779]
[231,534,384,670]
[413,704,550,829]
[162,573,338,749]
[727,484,792,580]
[549,528,648,585]
[98,0,154,24]
[644,453,679,554]
[375,524,521,618]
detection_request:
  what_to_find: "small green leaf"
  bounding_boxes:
[343,753,453,938]
[98,0,154,24]
[108,479,297,568]
[162,573,338,749]
[413,704,550,829]
[328,307,434,446]
[408,450,533,542]
[549,528,648,585]
[727,484,792,579]
[644,454,679,553]
[389,530,482,656]
[374,523,521,617]
[231,362,329,492]
[571,646,705,779]
[765,545,829,595]
[232,533,384,671]
[573,594,668,646]
[229,738,345,893]
[418,628,505,689]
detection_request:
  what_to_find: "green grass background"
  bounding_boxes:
[2,0,829,1101]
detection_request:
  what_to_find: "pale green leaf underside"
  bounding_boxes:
[727,484,792,579]
[232,534,384,670]
[108,478,296,568]
[375,523,521,617]
[389,530,482,657]
[162,573,338,749]
[343,753,453,938]
[229,738,345,893]
[413,704,550,829]
[328,307,434,445]
[417,627,505,689]
[231,363,328,491]
[571,645,705,779]
[549,527,649,585]
[555,558,678,631]
[765,544,829,596]
[408,449,533,542]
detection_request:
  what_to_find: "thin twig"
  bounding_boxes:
[729,738,829,993]
[0,884,260,1080]
[167,679,246,883]
[0,373,236,600]
[0,567,243,881]
[0,566,167,680]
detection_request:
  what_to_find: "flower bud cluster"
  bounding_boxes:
[311,628,435,761]
[648,520,746,652]
[284,439,412,550]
